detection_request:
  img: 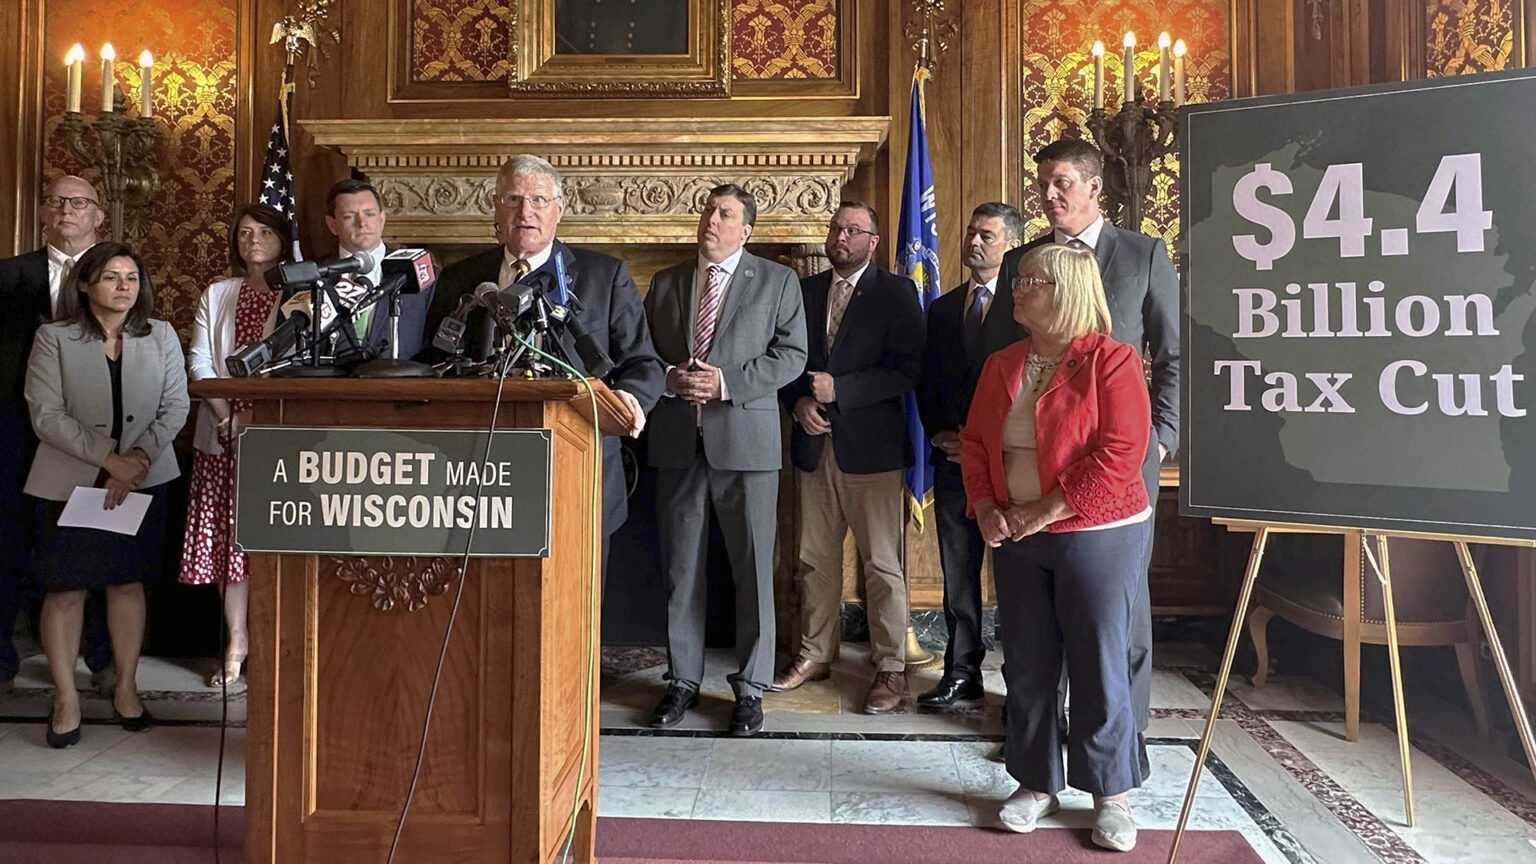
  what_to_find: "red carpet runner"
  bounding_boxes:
[0,801,1267,863]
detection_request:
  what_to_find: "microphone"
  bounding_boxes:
[494,282,538,320]
[560,310,614,378]
[380,248,438,295]
[270,250,375,289]
[431,282,498,355]
[226,291,337,377]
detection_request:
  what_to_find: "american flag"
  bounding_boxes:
[256,98,302,260]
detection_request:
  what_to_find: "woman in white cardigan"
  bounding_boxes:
[179,204,292,687]
[26,243,189,747]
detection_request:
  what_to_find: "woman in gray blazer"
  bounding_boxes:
[24,243,189,748]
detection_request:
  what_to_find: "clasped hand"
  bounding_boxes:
[103,449,151,510]
[793,397,831,435]
[976,499,1054,548]
[668,360,722,405]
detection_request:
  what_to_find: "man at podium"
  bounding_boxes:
[427,154,666,573]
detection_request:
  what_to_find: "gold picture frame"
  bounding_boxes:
[509,0,731,97]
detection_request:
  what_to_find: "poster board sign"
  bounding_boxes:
[1181,69,1536,540]
[234,426,553,556]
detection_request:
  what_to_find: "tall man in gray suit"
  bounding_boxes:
[1002,138,1180,778]
[644,183,807,737]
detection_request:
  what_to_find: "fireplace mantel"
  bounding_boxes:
[300,117,891,247]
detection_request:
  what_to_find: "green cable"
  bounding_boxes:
[509,329,603,859]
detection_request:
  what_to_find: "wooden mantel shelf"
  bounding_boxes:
[300,117,891,246]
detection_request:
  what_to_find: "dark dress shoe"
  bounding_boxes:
[649,685,698,728]
[917,676,984,709]
[113,706,155,733]
[767,655,831,692]
[46,710,81,749]
[729,695,764,737]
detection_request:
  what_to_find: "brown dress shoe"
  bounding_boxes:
[864,671,907,714]
[768,655,831,692]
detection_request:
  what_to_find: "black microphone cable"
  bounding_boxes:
[385,342,519,864]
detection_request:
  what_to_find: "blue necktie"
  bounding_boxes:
[963,285,987,350]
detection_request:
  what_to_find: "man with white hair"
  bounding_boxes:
[425,155,665,572]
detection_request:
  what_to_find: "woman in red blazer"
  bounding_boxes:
[960,243,1151,852]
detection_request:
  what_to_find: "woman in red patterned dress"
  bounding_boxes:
[180,204,294,686]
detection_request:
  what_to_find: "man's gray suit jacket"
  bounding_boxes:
[644,251,808,472]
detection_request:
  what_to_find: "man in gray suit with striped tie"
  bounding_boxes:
[643,183,808,737]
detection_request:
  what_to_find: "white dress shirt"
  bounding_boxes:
[46,244,93,317]
[500,242,555,289]
[967,273,999,320]
[1053,214,1105,250]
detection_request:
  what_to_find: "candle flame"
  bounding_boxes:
[1158,32,1171,48]
[1123,32,1136,48]
[66,44,84,64]
[101,43,115,61]
[1174,39,1187,57]
[139,51,153,68]
[1092,41,1105,56]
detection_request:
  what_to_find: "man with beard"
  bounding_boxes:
[770,201,925,714]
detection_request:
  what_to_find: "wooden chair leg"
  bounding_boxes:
[1454,640,1492,739]
[1248,604,1276,688]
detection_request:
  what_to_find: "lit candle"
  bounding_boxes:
[1158,32,1171,103]
[1122,32,1136,104]
[1092,41,1105,110]
[99,43,115,113]
[1174,39,1187,106]
[65,44,83,113]
[139,51,153,118]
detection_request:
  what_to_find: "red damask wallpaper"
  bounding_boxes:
[1426,0,1519,76]
[411,0,838,81]
[43,0,238,338]
[732,0,837,79]
[1019,0,1230,252]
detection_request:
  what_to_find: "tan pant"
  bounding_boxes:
[795,447,907,673]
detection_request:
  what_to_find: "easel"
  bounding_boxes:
[1166,520,1536,864]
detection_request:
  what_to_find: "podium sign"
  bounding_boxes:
[1181,69,1536,541]
[234,425,552,556]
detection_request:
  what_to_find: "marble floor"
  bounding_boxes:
[3,639,1536,863]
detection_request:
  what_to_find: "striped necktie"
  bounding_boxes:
[692,264,727,361]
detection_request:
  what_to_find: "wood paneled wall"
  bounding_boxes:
[3,1,1534,620]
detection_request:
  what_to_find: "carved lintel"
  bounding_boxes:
[330,556,463,612]
[300,117,889,246]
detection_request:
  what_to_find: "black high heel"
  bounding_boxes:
[46,709,81,749]
[113,699,154,732]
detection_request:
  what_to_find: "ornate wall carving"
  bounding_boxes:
[330,555,464,612]
[1426,0,1518,76]
[41,1,237,340]
[1019,0,1229,254]
[303,116,886,245]
[411,0,838,82]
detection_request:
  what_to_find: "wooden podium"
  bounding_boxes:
[193,377,626,864]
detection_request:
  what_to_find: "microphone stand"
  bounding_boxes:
[499,294,578,379]
[270,274,352,378]
[354,286,436,378]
